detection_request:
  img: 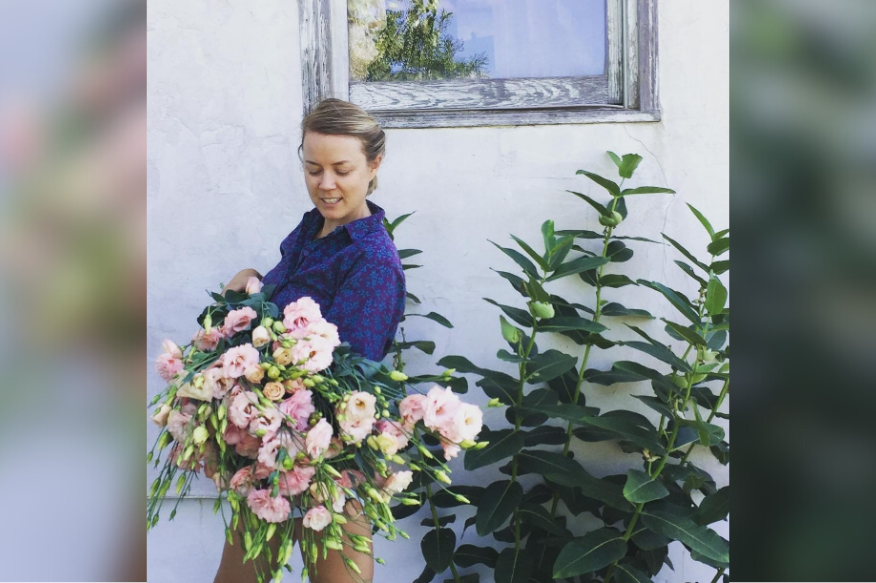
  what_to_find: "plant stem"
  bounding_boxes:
[711,567,726,583]
[680,377,728,465]
[425,482,461,583]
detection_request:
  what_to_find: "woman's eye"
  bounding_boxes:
[307,170,322,176]
[336,171,350,176]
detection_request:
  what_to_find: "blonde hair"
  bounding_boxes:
[300,98,386,196]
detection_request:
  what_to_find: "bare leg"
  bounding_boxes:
[305,500,374,583]
[213,519,300,583]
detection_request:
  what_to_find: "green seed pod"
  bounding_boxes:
[528,301,555,320]
[500,315,522,344]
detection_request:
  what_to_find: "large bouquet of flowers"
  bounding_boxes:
[147,279,485,582]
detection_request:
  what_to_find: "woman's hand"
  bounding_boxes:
[222,268,262,296]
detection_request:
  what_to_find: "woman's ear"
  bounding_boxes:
[369,153,384,174]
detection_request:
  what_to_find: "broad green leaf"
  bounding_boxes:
[537,315,607,335]
[412,566,435,583]
[707,329,728,351]
[421,528,456,573]
[453,545,498,569]
[436,356,517,404]
[511,235,550,272]
[613,562,654,583]
[706,275,728,315]
[398,248,423,259]
[518,504,570,536]
[686,203,715,239]
[707,237,730,256]
[554,466,633,512]
[641,509,730,565]
[476,480,523,535]
[607,240,634,263]
[575,170,621,197]
[525,349,578,384]
[567,189,610,215]
[662,234,710,272]
[490,241,540,277]
[547,236,575,270]
[484,298,532,328]
[492,269,527,296]
[394,340,436,355]
[516,449,582,481]
[576,415,666,455]
[662,319,707,346]
[523,426,568,446]
[620,186,676,196]
[623,469,670,503]
[387,211,415,233]
[555,228,604,240]
[638,280,701,325]
[711,259,730,275]
[497,349,525,363]
[464,429,526,470]
[607,151,623,169]
[420,514,456,527]
[632,395,674,418]
[495,548,533,583]
[406,292,422,304]
[546,255,610,282]
[584,367,644,386]
[624,340,691,373]
[675,260,708,288]
[541,220,556,252]
[696,486,730,525]
[601,302,654,318]
[608,151,643,178]
[516,402,600,424]
[631,528,671,551]
[407,312,453,328]
[615,196,629,218]
[553,528,628,578]
[714,228,730,239]
[524,276,551,303]
[402,263,422,271]
[598,274,638,288]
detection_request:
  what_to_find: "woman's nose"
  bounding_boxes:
[319,174,336,190]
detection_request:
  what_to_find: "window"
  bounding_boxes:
[299,0,659,128]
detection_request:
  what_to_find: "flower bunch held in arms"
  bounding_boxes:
[147,280,485,583]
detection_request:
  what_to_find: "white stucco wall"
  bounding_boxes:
[147,1,728,581]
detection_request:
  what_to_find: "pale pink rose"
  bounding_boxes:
[374,420,410,456]
[150,403,171,427]
[290,337,335,373]
[339,416,374,445]
[250,407,283,441]
[423,386,461,435]
[229,467,256,496]
[283,378,306,393]
[304,319,341,348]
[245,276,263,295]
[441,441,462,461]
[244,366,265,385]
[383,470,414,495]
[227,391,259,429]
[302,506,332,531]
[263,381,285,401]
[279,390,315,430]
[283,297,323,338]
[305,419,334,458]
[224,424,261,458]
[247,489,291,523]
[222,307,258,336]
[202,367,229,400]
[273,346,294,366]
[155,350,183,382]
[251,325,271,348]
[221,344,260,378]
[166,409,192,442]
[399,394,427,428]
[258,437,281,469]
[345,392,377,423]
[192,327,223,352]
[278,465,316,497]
[453,403,484,442]
[162,339,182,357]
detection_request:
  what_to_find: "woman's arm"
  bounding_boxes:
[222,268,262,296]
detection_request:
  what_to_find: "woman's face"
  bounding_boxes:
[302,131,382,229]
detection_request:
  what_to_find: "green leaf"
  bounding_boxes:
[524,426,568,446]
[432,486,485,508]
[567,189,610,215]
[492,269,528,296]
[576,415,666,455]
[453,545,498,569]
[464,429,526,470]
[548,236,574,270]
[518,503,571,537]
[516,402,599,425]
[436,356,517,404]
[412,566,435,583]
[406,292,422,304]
[623,469,670,503]
[598,274,638,288]
[707,237,730,256]
[662,319,707,346]
[675,260,708,288]
[601,302,653,318]
[641,509,729,566]
[620,186,676,196]
[607,240,634,262]
[495,548,533,583]
[490,241,540,277]
[484,298,532,328]
[546,255,610,282]
[608,152,643,179]
[696,486,730,525]
[476,480,523,535]
[398,248,423,259]
[686,203,715,239]
[575,170,621,197]
[525,349,578,384]
[632,395,674,418]
[613,562,654,583]
[553,528,628,578]
[584,367,644,386]
[406,312,453,328]
[631,528,671,551]
[662,234,710,272]
[555,228,604,240]
[420,514,456,527]
[402,264,422,270]
[706,275,728,315]
[394,340,436,355]
[516,449,582,481]
[421,528,456,573]
[387,211,415,233]
[511,235,550,272]
[615,196,629,218]
[710,259,730,275]
[537,316,607,335]
[638,280,701,325]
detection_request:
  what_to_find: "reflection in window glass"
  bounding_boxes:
[349,0,607,82]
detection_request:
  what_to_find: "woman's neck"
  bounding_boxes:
[317,202,372,239]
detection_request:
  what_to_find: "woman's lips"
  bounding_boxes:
[321,197,341,205]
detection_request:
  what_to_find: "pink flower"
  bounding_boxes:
[283,297,323,338]
[150,403,171,427]
[345,392,377,423]
[250,407,283,441]
[229,468,256,496]
[166,409,192,442]
[224,424,261,458]
[227,391,259,429]
[245,277,263,295]
[192,328,223,352]
[423,386,461,435]
[290,337,335,373]
[247,489,291,523]
[302,506,332,531]
[399,394,427,428]
[339,416,374,445]
[253,462,274,480]
[279,390,315,430]
[221,344,260,378]
[251,326,271,348]
[222,307,258,336]
[278,465,316,496]
[375,420,410,456]
[441,441,461,461]
[304,319,341,348]
[155,340,184,382]
[324,437,345,459]
[305,419,334,458]
[203,367,229,400]
[383,471,414,495]
[258,436,281,469]
[453,403,484,442]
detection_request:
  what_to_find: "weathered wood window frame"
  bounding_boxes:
[299,0,659,128]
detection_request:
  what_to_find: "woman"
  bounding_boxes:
[213,98,406,583]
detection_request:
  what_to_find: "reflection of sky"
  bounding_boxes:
[408,0,607,78]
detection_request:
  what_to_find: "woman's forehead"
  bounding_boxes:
[302,132,364,163]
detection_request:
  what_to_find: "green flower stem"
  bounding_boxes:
[679,377,729,466]
[425,482,461,583]
[711,567,726,583]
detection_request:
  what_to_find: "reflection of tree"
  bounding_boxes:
[365,0,488,81]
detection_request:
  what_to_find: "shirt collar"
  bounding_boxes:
[303,200,386,242]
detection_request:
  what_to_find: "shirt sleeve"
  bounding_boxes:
[325,256,406,361]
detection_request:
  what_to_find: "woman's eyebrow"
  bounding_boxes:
[304,160,352,166]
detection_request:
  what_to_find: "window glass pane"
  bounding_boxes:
[348,0,607,82]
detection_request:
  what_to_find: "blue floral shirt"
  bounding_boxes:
[261,201,406,361]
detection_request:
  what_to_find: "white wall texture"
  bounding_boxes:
[147,1,729,581]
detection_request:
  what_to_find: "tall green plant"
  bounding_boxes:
[436,153,730,583]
